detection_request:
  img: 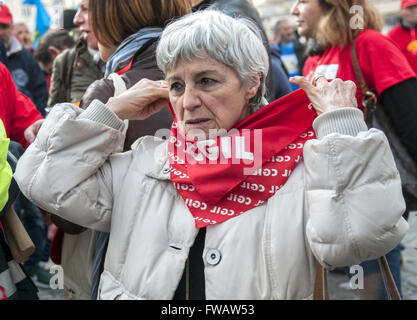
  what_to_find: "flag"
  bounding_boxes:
[23,0,51,38]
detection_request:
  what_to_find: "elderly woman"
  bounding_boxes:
[15,10,407,300]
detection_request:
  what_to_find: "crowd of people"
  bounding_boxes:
[0,0,416,300]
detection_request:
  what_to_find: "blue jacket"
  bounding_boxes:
[270,42,292,99]
[7,45,48,117]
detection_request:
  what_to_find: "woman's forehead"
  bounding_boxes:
[166,56,234,79]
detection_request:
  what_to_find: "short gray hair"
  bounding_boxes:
[156,10,269,112]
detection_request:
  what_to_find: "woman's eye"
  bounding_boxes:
[170,82,184,92]
[200,78,216,86]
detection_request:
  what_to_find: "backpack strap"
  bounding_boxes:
[107,72,128,97]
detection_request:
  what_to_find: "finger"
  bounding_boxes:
[344,80,357,91]
[146,87,170,105]
[138,98,169,120]
[312,72,328,87]
[33,122,43,135]
[25,129,36,144]
[290,76,315,94]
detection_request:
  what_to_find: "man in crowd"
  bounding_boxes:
[270,19,306,91]
[34,30,75,92]
[387,0,417,75]
[0,4,48,117]
[13,20,33,52]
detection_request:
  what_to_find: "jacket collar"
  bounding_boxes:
[400,19,417,30]
[6,36,22,57]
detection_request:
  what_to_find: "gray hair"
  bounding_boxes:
[156,10,269,113]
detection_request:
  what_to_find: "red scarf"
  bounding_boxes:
[168,89,317,228]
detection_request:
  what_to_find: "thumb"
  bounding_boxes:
[289,76,314,93]
[25,129,36,144]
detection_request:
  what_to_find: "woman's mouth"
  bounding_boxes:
[82,30,91,40]
[185,118,211,128]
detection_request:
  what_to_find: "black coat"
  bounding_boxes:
[6,46,48,117]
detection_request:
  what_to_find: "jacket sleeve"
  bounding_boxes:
[4,65,43,149]
[14,100,126,232]
[303,107,409,269]
[24,50,48,117]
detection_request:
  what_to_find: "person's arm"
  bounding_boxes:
[14,78,168,231]
[25,50,48,116]
[0,142,23,219]
[14,101,125,232]
[290,75,408,269]
[303,108,408,268]
[4,65,43,149]
[380,78,417,163]
[0,120,12,216]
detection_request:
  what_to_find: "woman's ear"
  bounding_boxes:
[245,74,262,101]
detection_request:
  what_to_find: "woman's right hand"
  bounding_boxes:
[106,78,169,120]
[290,73,358,116]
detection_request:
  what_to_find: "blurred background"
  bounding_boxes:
[0,0,405,42]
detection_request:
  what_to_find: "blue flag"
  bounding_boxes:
[23,0,51,37]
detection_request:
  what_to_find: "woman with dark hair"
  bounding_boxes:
[292,0,417,299]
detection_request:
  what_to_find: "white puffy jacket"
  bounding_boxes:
[14,100,408,300]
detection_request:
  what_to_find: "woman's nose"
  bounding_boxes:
[290,1,299,16]
[182,87,201,111]
[73,11,83,26]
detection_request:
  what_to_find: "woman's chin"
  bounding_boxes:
[185,129,210,141]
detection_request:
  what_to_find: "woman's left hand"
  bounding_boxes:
[290,73,358,115]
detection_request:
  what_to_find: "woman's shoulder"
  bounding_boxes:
[387,25,404,37]
[356,29,392,48]
[53,47,77,75]
[127,135,168,174]
[131,135,167,155]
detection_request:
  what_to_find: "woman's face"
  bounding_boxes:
[73,0,98,50]
[401,5,417,27]
[166,56,259,141]
[291,0,325,38]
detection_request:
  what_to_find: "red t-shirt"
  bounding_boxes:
[0,63,43,148]
[387,25,417,76]
[303,29,416,107]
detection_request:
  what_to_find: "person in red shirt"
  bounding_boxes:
[387,0,417,75]
[0,52,44,149]
[290,0,417,300]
